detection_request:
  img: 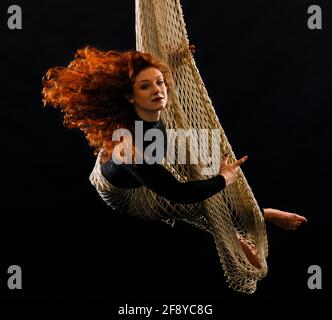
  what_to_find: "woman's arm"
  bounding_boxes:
[122,162,226,204]
[120,154,247,204]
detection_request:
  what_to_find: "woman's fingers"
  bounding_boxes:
[221,154,248,168]
[234,155,248,167]
[189,44,196,55]
[221,154,229,164]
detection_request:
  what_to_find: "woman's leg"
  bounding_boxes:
[236,208,307,268]
[263,208,307,230]
[237,233,262,269]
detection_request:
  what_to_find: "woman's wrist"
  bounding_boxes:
[219,172,233,186]
[219,173,229,186]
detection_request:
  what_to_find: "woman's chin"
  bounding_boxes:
[154,104,167,111]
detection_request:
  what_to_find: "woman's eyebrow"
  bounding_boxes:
[138,76,163,83]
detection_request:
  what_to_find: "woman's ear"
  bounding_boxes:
[125,94,134,104]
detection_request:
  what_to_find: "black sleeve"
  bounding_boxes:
[122,163,226,204]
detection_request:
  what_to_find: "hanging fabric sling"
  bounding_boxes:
[90,0,268,294]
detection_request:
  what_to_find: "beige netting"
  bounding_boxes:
[90,0,268,294]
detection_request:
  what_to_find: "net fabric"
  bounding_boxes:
[90,0,268,293]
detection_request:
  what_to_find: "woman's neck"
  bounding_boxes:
[134,107,161,122]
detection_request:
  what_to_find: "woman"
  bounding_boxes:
[42,46,307,267]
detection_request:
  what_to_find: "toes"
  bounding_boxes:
[296,214,307,222]
[288,221,302,230]
[297,218,307,225]
[291,220,306,230]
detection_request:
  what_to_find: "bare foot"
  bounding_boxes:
[264,208,307,231]
[236,233,262,269]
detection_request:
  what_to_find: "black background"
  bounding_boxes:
[0,0,331,314]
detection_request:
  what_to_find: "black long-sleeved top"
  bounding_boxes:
[101,114,226,204]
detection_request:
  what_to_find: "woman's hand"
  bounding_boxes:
[189,44,195,55]
[219,154,248,186]
[163,39,195,64]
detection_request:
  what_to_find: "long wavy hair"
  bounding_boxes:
[42,46,174,161]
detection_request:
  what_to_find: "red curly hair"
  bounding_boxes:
[42,46,173,161]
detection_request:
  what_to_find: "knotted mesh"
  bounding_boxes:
[90,0,268,294]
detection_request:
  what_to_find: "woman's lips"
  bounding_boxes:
[152,97,164,102]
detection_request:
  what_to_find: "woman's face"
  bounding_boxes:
[131,67,168,115]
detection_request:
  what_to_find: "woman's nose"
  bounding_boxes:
[152,83,161,93]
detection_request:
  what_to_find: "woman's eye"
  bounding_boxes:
[140,80,164,89]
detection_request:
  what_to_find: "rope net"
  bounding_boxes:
[90,0,268,294]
